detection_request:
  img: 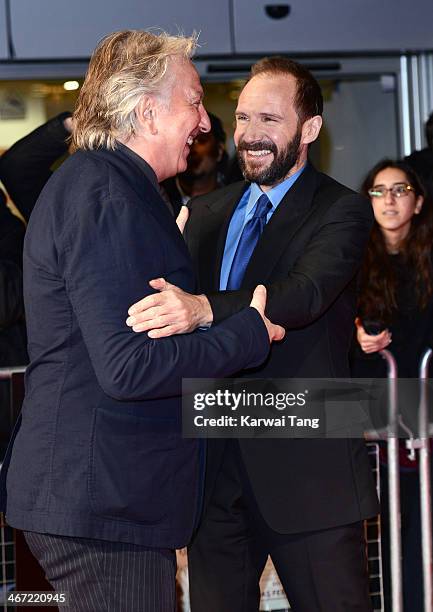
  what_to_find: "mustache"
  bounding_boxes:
[237,140,277,154]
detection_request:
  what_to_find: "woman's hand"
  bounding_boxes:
[355,318,392,353]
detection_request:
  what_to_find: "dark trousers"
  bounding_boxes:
[24,531,176,612]
[188,441,372,612]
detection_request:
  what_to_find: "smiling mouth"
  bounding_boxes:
[245,149,272,158]
[383,210,399,216]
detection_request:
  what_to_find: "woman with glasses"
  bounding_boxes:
[351,158,433,611]
[354,159,432,373]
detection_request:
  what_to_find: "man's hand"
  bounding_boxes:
[355,318,391,353]
[176,205,189,234]
[250,285,285,343]
[126,278,213,338]
[63,116,74,133]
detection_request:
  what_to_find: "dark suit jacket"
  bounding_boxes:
[1,146,269,549]
[186,163,379,533]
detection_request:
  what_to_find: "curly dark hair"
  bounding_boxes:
[358,159,433,325]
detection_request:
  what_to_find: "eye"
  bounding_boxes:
[394,184,408,196]
[236,114,248,122]
[368,188,385,198]
[262,116,276,122]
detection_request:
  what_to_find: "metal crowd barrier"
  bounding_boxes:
[380,349,403,612]
[419,349,433,612]
[0,368,26,379]
[378,348,433,612]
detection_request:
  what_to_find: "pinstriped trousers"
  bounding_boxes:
[24,531,176,612]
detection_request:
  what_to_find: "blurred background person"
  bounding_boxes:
[0,188,27,368]
[161,112,227,215]
[353,159,433,377]
[0,114,72,460]
[351,158,433,612]
[0,187,27,459]
[0,112,72,223]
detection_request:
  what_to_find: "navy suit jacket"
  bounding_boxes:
[2,146,268,548]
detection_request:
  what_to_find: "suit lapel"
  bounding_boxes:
[198,182,248,292]
[242,164,321,287]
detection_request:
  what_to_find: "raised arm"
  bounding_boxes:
[0,112,72,221]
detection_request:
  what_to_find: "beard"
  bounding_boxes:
[236,128,302,186]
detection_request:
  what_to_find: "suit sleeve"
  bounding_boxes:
[207,193,373,328]
[61,194,269,401]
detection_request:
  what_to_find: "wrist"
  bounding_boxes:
[196,294,213,327]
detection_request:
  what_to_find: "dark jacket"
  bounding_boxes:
[0,189,27,367]
[0,112,71,222]
[0,191,27,459]
[405,147,433,201]
[186,163,380,533]
[2,146,269,548]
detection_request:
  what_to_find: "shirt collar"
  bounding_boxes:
[175,177,191,206]
[247,163,306,213]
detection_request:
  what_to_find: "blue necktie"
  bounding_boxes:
[227,193,272,290]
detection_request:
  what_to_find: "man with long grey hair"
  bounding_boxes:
[1,30,283,611]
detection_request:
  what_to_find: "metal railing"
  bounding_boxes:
[419,349,433,612]
[380,350,403,612]
[378,348,433,612]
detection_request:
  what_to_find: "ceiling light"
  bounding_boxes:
[63,81,79,91]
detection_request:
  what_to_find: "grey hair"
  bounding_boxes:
[72,30,198,151]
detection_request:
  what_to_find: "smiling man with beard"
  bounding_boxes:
[126,57,379,611]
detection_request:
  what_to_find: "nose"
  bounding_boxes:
[199,104,211,133]
[384,189,395,205]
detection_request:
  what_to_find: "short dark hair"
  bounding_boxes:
[426,112,433,150]
[250,56,323,123]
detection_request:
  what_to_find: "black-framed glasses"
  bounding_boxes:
[368,183,414,198]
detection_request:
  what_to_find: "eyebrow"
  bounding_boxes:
[235,111,283,120]
[259,112,283,119]
[372,182,407,188]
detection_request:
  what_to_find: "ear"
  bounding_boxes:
[135,95,159,136]
[414,195,424,214]
[300,115,322,145]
